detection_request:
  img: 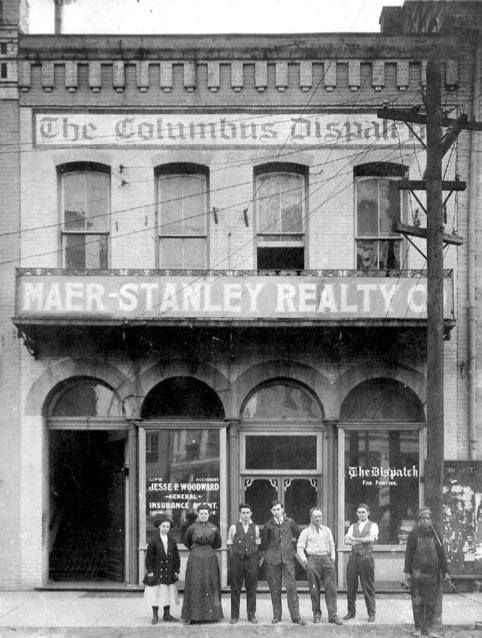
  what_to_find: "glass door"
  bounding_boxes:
[241,475,319,581]
[242,476,319,526]
[240,431,322,581]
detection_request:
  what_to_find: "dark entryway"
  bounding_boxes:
[49,430,126,582]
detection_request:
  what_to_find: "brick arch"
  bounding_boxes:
[151,151,215,168]
[231,360,330,419]
[53,151,114,168]
[24,358,136,417]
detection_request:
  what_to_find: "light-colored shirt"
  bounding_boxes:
[344,520,379,545]
[297,524,335,562]
[160,533,169,554]
[226,520,261,545]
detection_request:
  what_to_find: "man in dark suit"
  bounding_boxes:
[260,500,306,625]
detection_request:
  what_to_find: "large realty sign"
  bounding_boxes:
[16,274,453,321]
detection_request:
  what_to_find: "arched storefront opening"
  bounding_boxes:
[47,377,127,583]
[239,379,324,582]
[240,379,323,548]
[338,377,425,588]
[139,377,225,568]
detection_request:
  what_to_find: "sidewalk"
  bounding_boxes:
[0,590,481,632]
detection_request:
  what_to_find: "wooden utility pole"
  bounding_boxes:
[424,59,445,531]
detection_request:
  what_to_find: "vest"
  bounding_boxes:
[231,522,258,557]
[352,521,374,553]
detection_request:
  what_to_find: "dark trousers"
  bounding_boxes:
[412,601,436,633]
[265,561,300,621]
[306,555,338,620]
[411,576,439,633]
[229,553,258,620]
[346,552,375,616]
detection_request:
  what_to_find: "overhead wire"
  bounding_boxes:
[124,145,424,324]
[11,16,433,329]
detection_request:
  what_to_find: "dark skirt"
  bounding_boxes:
[182,544,224,622]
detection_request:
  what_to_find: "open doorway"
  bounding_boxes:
[49,430,126,582]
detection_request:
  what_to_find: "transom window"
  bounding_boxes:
[60,163,110,269]
[158,164,208,269]
[355,163,406,272]
[242,381,321,420]
[50,377,122,417]
[255,164,306,270]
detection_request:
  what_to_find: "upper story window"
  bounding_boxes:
[255,163,307,271]
[60,163,110,269]
[355,163,406,272]
[157,163,208,269]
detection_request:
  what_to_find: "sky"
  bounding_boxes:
[27,0,405,34]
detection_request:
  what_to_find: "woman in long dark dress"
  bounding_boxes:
[181,503,224,624]
[403,507,449,638]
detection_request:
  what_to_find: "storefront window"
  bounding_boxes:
[245,435,317,470]
[145,428,220,545]
[344,429,419,544]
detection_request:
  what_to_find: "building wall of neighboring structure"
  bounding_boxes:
[381,0,482,464]
[474,44,482,462]
[0,0,21,589]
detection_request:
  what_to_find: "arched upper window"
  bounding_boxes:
[142,377,224,419]
[255,163,307,271]
[157,163,208,269]
[354,162,407,273]
[59,162,110,269]
[242,380,322,419]
[49,377,122,417]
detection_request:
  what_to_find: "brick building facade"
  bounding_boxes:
[0,0,480,589]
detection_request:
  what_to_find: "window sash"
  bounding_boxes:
[62,232,109,269]
[62,171,110,233]
[356,238,401,271]
[356,177,401,239]
[158,174,207,236]
[257,172,305,235]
